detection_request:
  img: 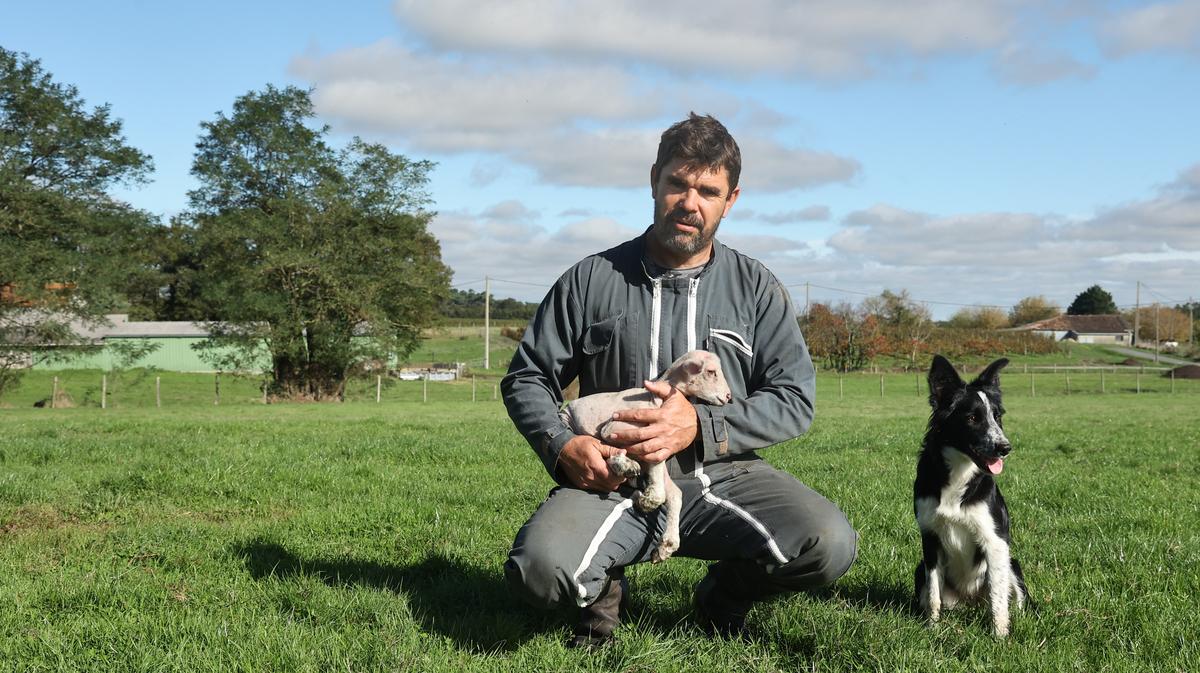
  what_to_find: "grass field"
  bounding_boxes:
[1,368,1198,672]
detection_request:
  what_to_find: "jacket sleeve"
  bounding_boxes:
[501,272,584,483]
[693,278,815,462]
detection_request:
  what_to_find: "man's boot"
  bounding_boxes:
[568,571,627,648]
[693,561,770,638]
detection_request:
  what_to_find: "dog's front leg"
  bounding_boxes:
[986,543,1013,637]
[651,475,681,563]
[918,532,942,623]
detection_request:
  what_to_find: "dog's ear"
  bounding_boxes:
[973,358,1010,390]
[928,354,964,409]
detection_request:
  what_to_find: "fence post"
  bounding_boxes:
[423,375,428,403]
[916,374,921,397]
[156,376,161,408]
[1030,372,1035,398]
[376,375,382,403]
[880,374,885,398]
[214,373,220,405]
[839,377,844,400]
[1101,371,1106,394]
[102,374,107,409]
[51,376,59,409]
[1136,372,1141,394]
[472,375,477,402]
[1066,375,1071,396]
[1171,370,1175,394]
[494,384,498,401]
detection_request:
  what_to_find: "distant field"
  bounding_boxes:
[1,371,1197,671]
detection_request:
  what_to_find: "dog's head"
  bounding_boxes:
[927,354,1012,475]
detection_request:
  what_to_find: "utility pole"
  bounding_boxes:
[484,276,491,371]
[1154,302,1160,363]
[805,282,810,318]
[1190,298,1195,346]
[1132,281,1140,348]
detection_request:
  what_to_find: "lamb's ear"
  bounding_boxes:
[928,354,964,409]
[973,358,1010,389]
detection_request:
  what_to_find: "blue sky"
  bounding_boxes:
[4,1,1199,317]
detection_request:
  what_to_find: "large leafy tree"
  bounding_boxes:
[1067,285,1118,315]
[183,85,450,400]
[0,48,156,399]
[1008,295,1060,326]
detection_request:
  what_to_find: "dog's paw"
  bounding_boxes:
[607,455,641,479]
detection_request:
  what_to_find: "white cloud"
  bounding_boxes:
[1101,1,1200,56]
[392,0,1017,78]
[759,206,833,225]
[430,206,641,293]
[992,43,1097,85]
[292,40,858,191]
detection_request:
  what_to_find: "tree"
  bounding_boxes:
[1008,295,1060,326]
[801,302,886,372]
[1128,306,1191,344]
[182,85,450,400]
[1067,285,1118,315]
[862,289,934,367]
[946,306,1009,330]
[0,48,157,400]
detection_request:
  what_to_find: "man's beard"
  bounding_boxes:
[651,207,720,258]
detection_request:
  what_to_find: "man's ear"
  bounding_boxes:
[928,354,964,409]
[722,185,740,217]
[650,163,660,199]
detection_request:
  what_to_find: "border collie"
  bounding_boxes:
[914,355,1030,637]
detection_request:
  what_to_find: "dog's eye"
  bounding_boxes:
[966,414,978,424]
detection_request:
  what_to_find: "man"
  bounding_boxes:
[502,113,857,646]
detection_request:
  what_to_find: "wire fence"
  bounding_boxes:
[5,364,1197,411]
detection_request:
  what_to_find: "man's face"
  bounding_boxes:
[650,159,740,264]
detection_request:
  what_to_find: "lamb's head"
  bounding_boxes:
[663,350,732,406]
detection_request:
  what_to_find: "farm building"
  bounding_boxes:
[1014,314,1132,344]
[29,314,229,372]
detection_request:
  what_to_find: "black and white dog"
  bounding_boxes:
[914,355,1030,637]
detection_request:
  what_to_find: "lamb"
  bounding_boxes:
[560,350,732,563]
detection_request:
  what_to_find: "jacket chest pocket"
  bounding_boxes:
[705,314,753,396]
[579,312,640,394]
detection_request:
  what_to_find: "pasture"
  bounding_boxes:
[0,369,1197,672]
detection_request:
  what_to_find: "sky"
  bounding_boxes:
[4,1,1199,318]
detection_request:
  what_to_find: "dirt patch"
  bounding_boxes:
[1165,364,1200,379]
[1119,358,1142,366]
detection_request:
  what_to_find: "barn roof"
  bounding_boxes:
[1019,314,1130,334]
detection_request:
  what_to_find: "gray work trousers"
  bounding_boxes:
[505,455,858,609]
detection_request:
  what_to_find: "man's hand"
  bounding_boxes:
[558,434,630,491]
[607,380,699,465]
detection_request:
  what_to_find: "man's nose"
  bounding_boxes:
[681,188,701,211]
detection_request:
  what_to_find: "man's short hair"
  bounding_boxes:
[653,113,742,192]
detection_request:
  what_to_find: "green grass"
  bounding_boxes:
[1,373,1198,672]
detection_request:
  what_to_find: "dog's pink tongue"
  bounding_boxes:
[987,458,1004,475]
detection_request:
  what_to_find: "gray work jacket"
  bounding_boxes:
[501,232,816,484]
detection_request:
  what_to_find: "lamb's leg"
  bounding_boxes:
[635,461,667,512]
[606,454,641,480]
[651,475,681,563]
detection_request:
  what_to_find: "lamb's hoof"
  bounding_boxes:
[635,490,664,512]
[651,538,678,563]
[607,455,641,479]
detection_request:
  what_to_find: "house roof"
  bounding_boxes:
[1020,314,1130,334]
[70,314,210,339]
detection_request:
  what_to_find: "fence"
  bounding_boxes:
[823,365,1196,400]
[4,364,1197,411]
